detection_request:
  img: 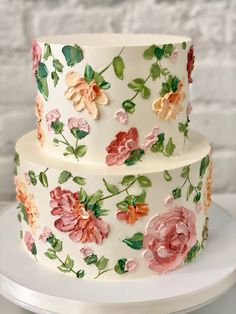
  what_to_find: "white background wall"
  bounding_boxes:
[0,0,235,201]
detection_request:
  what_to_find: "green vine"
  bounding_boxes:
[27,168,49,187]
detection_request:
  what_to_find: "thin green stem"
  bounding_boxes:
[100,176,139,201]
[55,254,77,276]
[94,268,113,279]
[98,47,125,75]
[60,134,71,147]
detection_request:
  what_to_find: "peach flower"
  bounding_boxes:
[116,203,149,225]
[143,207,196,273]
[32,40,42,74]
[50,187,109,244]
[152,81,186,121]
[106,127,139,166]
[24,231,35,252]
[64,71,108,119]
[35,93,44,147]
[204,161,213,213]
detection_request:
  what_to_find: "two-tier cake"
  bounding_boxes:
[14,34,212,280]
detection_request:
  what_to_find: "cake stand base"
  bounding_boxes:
[0,203,236,314]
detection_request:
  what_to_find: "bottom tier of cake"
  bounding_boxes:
[14,131,212,280]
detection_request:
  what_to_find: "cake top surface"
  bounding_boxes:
[36,33,191,47]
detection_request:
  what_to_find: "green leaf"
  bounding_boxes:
[84,64,94,81]
[185,241,201,263]
[179,122,188,137]
[43,43,51,60]
[122,100,136,114]
[53,138,59,146]
[141,85,151,99]
[38,62,48,78]
[88,190,103,205]
[172,187,182,199]
[39,171,48,188]
[17,212,22,222]
[65,145,74,155]
[150,63,161,80]
[182,41,187,50]
[74,145,87,158]
[20,230,23,239]
[53,58,63,72]
[143,45,157,60]
[136,190,146,203]
[73,176,86,185]
[197,181,203,191]
[137,175,152,187]
[62,44,83,66]
[161,68,170,76]
[18,203,28,224]
[28,170,37,185]
[154,47,164,60]
[124,149,145,166]
[44,250,57,259]
[70,128,88,139]
[128,78,144,91]
[103,178,119,195]
[151,133,165,153]
[14,152,20,166]
[96,256,109,271]
[171,76,180,92]
[116,201,128,211]
[78,188,87,203]
[36,75,49,100]
[186,184,194,201]
[199,155,210,178]
[53,239,63,252]
[163,43,174,58]
[58,265,71,273]
[65,255,74,269]
[122,232,144,250]
[84,254,98,265]
[76,269,85,278]
[99,81,111,90]
[51,120,64,134]
[31,243,37,256]
[51,71,59,87]
[124,195,137,206]
[165,137,176,156]
[114,258,127,274]
[58,170,72,184]
[93,72,105,85]
[163,170,172,182]
[180,165,190,178]
[112,56,125,80]
[93,207,109,217]
[121,175,136,186]
[193,192,201,203]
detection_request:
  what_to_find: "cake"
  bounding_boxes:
[14,34,212,280]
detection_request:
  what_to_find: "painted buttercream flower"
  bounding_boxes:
[15,176,39,233]
[152,81,186,121]
[64,71,108,119]
[124,259,138,272]
[169,50,179,64]
[116,202,149,225]
[187,45,195,84]
[186,102,192,116]
[50,187,109,244]
[114,109,128,125]
[204,160,213,213]
[68,117,90,133]
[35,93,45,147]
[39,226,52,243]
[24,231,35,252]
[32,40,42,74]
[142,127,159,151]
[105,127,139,166]
[143,207,196,273]
[163,195,175,209]
[80,247,94,258]
[45,109,61,131]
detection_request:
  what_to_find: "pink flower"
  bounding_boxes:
[142,127,159,151]
[169,50,179,64]
[24,172,31,185]
[80,247,94,258]
[163,195,175,209]
[32,40,42,74]
[105,128,139,166]
[67,117,90,133]
[24,231,35,252]
[143,207,196,273]
[114,109,128,125]
[187,45,195,84]
[45,109,61,131]
[124,259,137,272]
[186,102,192,115]
[39,226,52,243]
[195,202,203,214]
[50,187,109,244]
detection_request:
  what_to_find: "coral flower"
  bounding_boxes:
[204,160,213,213]
[116,203,149,225]
[32,40,42,74]
[187,45,195,84]
[64,71,108,119]
[35,93,44,147]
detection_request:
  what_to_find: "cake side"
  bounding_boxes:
[14,131,212,280]
[32,34,194,166]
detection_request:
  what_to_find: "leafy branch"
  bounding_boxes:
[151,133,176,157]
[27,168,49,187]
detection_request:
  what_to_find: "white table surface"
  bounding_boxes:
[0,194,235,314]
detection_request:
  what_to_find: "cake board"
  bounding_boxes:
[0,202,235,314]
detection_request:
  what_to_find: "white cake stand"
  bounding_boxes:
[0,203,236,314]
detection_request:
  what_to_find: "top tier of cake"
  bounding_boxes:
[33,34,194,166]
